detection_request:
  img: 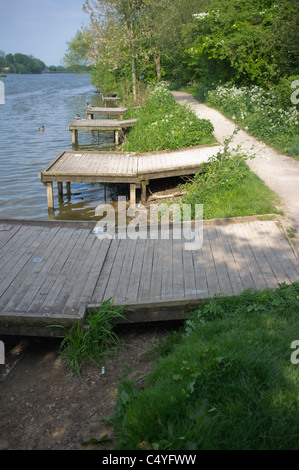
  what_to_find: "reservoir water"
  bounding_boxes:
[0,73,128,221]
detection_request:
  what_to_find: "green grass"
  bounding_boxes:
[122,82,216,152]
[180,134,282,220]
[182,162,281,219]
[57,299,126,375]
[109,283,299,450]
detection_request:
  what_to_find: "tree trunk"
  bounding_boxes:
[131,41,137,102]
[154,53,162,81]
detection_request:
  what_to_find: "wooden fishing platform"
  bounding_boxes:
[0,217,298,337]
[86,107,127,120]
[39,145,222,211]
[100,92,118,97]
[69,118,137,145]
[102,96,121,107]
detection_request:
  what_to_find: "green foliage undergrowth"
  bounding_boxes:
[57,299,126,375]
[180,131,281,219]
[197,78,299,160]
[110,282,299,450]
[122,82,216,152]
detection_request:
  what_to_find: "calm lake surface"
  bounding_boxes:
[0,73,128,221]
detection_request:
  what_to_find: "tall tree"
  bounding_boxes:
[83,0,144,101]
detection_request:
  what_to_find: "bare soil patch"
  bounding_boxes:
[0,323,177,450]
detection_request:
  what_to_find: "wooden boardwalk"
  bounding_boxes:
[0,217,298,336]
[102,96,121,106]
[40,145,222,210]
[86,107,127,120]
[69,118,137,145]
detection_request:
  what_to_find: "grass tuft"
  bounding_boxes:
[57,299,126,375]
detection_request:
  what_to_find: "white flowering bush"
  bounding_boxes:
[207,81,299,157]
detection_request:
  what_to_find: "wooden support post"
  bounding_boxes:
[46,182,54,211]
[130,184,136,205]
[57,182,63,198]
[88,113,93,120]
[114,130,119,145]
[72,130,78,145]
[66,182,71,196]
[141,180,148,204]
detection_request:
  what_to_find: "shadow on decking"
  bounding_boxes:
[0,216,298,336]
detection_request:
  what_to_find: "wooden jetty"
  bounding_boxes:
[0,217,298,336]
[102,96,121,107]
[68,118,137,145]
[39,145,222,211]
[100,92,118,97]
[86,106,127,120]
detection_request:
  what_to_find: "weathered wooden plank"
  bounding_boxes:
[0,225,35,268]
[200,226,221,295]
[182,225,198,297]
[38,228,86,310]
[0,226,60,311]
[79,237,111,306]
[18,227,78,312]
[48,229,95,313]
[137,238,155,302]
[208,225,236,295]
[102,238,129,302]
[241,221,281,288]
[0,226,46,297]
[63,236,105,314]
[231,223,268,290]
[113,237,138,304]
[257,221,299,283]
[1,218,298,337]
[149,238,163,301]
[214,224,244,295]
[171,232,186,298]
[125,238,146,302]
[0,224,22,250]
[91,238,121,304]
[224,224,256,291]
[161,236,173,299]
[253,221,299,285]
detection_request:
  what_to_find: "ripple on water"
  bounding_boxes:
[0,73,125,221]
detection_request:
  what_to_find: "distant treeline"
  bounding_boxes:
[0,51,91,74]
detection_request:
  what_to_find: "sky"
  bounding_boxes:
[0,0,90,66]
